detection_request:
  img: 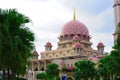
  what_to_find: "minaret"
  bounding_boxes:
[45,42,52,51]
[97,42,105,54]
[113,0,120,41]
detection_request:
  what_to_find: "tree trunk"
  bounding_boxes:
[7,68,10,80]
[100,76,103,80]
[110,74,112,80]
[12,72,15,80]
[2,68,6,80]
[81,78,84,80]
[113,74,115,80]
[93,78,95,80]
[88,78,91,80]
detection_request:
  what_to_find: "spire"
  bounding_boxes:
[73,8,76,20]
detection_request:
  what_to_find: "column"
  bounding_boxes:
[38,61,40,71]
[44,61,47,71]
[32,62,34,71]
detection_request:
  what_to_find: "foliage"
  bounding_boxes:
[15,77,26,80]
[74,60,96,80]
[114,23,120,50]
[55,76,60,80]
[36,72,46,80]
[67,77,73,80]
[97,62,108,77]
[97,23,120,80]
[0,8,34,80]
[46,63,60,80]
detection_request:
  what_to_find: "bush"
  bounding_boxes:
[15,77,26,80]
[36,72,46,79]
[55,76,60,80]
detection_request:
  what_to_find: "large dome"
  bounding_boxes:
[61,20,89,36]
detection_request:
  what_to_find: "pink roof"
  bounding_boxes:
[97,42,105,47]
[73,34,80,40]
[45,42,52,47]
[61,20,89,36]
[74,43,81,48]
[67,66,74,70]
[90,57,98,61]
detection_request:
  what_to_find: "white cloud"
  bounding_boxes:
[0,0,114,54]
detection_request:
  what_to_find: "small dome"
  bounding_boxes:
[97,42,104,47]
[45,42,52,47]
[73,34,80,40]
[33,51,39,56]
[74,43,81,48]
[61,20,89,36]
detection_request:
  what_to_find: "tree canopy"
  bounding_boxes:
[0,9,34,80]
[46,63,60,80]
[74,60,96,80]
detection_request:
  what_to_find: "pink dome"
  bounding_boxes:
[73,34,79,40]
[61,20,89,36]
[97,42,104,47]
[45,42,52,47]
[74,43,81,48]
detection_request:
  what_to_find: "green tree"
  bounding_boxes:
[97,23,120,80]
[74,60,96,80]
[0,9,34,80]
[114,23,120,50]
[97,57,109,80]
[110,50,120,75]
[36,72,46,80]
[74,69,81,80]
[46,63,60,80]
[98,55,119,80]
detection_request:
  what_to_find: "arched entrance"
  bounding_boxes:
[67,76,74,80]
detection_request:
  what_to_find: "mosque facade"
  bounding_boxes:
[27,0,120,79]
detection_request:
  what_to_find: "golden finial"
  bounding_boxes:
[73,8,76,20]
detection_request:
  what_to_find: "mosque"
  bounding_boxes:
[27,0,120,80]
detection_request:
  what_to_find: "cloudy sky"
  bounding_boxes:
[0,0,114,54]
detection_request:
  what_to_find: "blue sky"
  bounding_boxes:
[0,0,115,55]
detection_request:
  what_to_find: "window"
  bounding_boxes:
[77,48,79,53]
[62,44,66,48]
[71,64,73,67]
[70,34,74,39]
[67,64,69,67]
[49,55,51,58]
[84,44,88,48]
[93,54,96,57]
[65,35,68,40]
[83,36,86,40]
[56,55,58,57]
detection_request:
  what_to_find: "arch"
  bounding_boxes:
[40,67,45,71]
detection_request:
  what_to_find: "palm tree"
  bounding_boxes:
[0,9,34,80]
[98,55,118,80]
[74,69,82,80]
[111,23,120,79]
[74,60,96,80]
[114,23,120,50]
[97,23,120,80]
[110,50,120,78]
[97,61,108,80]
[46,63,60,80]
